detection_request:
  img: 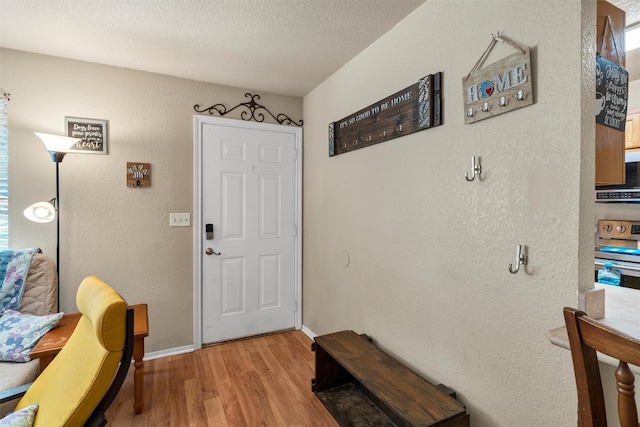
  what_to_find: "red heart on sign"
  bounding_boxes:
[485,87,494,97]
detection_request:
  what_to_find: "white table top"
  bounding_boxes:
[546,283,640,369]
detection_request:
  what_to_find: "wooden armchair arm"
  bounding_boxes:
[0,382,31,404]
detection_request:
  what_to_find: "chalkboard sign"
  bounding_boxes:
[595,56,628,132]
[65,117,108,154]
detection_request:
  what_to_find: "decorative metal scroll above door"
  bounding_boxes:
[194,93,303,126]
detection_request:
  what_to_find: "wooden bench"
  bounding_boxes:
[312,330,469,427]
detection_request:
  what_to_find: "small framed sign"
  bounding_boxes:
[65,117,108,154]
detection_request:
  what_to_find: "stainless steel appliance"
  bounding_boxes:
[595,219,640,288]
[596,153,640,202]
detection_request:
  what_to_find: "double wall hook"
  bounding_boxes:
[508,244,528,274]
[465,156,482,182]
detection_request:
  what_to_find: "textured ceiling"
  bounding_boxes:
[1,0,639,97]
[610,0,640,26]
[0,0,426,97]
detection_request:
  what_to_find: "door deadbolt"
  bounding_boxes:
[205,247,221,256]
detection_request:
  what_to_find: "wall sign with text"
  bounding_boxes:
[65,117,108,154]
[595,55,628,132]
[462,47,533,124]
[328,72,442,156]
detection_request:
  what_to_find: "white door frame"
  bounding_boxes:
[193,115,302,349]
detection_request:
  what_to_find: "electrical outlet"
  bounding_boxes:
[170,213,191,227]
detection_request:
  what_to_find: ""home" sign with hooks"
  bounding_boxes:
[462,32,533,124]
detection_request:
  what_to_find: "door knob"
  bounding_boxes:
[205,248,221,256]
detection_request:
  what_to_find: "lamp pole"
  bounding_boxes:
[55,160,60,312]
[49,150,66,313]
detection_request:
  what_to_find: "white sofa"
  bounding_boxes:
[0,254,58,415]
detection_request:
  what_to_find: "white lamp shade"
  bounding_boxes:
[23,201,56,223]
[34,132,80,153]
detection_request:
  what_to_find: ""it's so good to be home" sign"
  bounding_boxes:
[329,72,442,156]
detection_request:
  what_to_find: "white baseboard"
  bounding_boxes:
[143,345,195,361]
[301,325,317,340]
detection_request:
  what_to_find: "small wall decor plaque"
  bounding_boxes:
[65,117,108,154]
[328,72,442,156]
[462,32,533,124]
[127,162,151,188]
[64,117,108,154]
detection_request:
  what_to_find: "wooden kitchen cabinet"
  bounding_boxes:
[626,110,640,150]
[595,0,626,186]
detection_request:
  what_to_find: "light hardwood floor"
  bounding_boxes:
[105,330,339,426]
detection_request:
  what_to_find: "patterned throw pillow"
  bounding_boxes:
[0,249,41,314]
[0,403,38,427]
[0,309,63,362]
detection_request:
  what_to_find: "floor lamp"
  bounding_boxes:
[23,133,79,312]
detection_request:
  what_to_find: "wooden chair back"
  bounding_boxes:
[564,307,640,427]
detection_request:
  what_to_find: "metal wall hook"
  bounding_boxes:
[508,244,528,274]
[465,156,482,182]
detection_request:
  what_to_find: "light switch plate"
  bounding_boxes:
[170,213,191,227]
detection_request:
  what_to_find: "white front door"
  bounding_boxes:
[196,116,301,344]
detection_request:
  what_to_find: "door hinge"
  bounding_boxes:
[293,224,298,236]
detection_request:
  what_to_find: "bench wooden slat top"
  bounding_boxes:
[315,330,467,426]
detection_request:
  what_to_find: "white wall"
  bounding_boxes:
[302,1,591,425]
[1,48,302,353]
[629,79,640,111]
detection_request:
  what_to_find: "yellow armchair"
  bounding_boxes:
[1,276,133,427]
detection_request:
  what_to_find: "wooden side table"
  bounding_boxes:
[31,303,149,414]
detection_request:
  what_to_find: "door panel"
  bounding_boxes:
[221,257,244,315]
[260,174,281,238]
[259,254,281,309]
[221,172,245,239]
